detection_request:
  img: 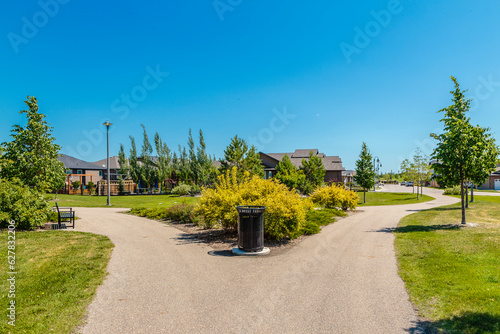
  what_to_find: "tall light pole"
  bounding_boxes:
[103,121,113,206]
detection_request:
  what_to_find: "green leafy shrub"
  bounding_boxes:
[164,203,197,223]
[311,184,359,210]
[72,180,81,191]
[296,208,346,236]
[129,204,199,224]
[189,184,202,195]
[86,181,95,195]
[0,178,51,230]
[443,185,461,195]
[171,184,192,196]
[196,167,311,240]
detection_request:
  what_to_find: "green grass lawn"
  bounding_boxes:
[49,194,199,208]
[395,195,500,333]
[357,192,434,206]
[0,231,113,333]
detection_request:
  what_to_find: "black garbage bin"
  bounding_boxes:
[236,206,266,252]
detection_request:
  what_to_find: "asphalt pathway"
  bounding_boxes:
[75,185,459,333]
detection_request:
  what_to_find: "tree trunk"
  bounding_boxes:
[460,181,466,224]
[364,189,366,204]
[417,183,419,199]
[471,186,474,203]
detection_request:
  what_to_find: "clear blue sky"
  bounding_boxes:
[2,0,500,172]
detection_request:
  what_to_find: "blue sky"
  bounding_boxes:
[1,0,500,172]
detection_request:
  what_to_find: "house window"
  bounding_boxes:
[77,170,82,174]
[99,171,102,176]
[65,169,71,174]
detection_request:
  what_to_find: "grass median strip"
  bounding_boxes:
[358,192,434,206]
[0,231,114,334]
[395,195,500,333]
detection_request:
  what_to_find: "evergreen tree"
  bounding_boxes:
[354,142,375,203]
[299,150,325,189]
[275,154,306,192]
[0,96,65,192]
[220,135,264,179]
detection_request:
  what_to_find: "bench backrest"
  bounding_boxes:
[55,202,60,214]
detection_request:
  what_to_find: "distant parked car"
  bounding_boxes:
[406,181,414,187]
[400,181,406,186]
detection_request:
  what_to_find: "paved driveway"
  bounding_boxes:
[75,187,458,333]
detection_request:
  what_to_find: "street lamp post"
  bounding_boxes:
[103,121,113,206]
[373,157,382,191]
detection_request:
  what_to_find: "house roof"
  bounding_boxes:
[58,154,106,170]
[261,149,345,172]
[93,156,121,169]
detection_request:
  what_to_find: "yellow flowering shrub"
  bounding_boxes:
[196,167,308,240]
[310,184,359,210]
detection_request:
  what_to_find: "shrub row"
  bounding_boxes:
[171,183,202,196]
[130,203,199,224]
[443,185,461,195]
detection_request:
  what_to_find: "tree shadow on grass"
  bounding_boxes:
[376,224,462,234]
[406,207,461,213]
[405,312,500,333]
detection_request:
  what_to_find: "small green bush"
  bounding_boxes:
[129,204,199,224]
[443,185,461,195]
[72,180,81,191]
[171,184,192,196]
[164,203,197,223]
[189,184,202,195]
[86,181,95,195]
[0,178,51,230]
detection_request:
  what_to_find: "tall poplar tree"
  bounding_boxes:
[354,142,375,203]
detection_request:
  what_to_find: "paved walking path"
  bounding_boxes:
[75,186,458,333]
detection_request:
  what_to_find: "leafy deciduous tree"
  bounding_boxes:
[431,76,499,224]
[0,96,65,193]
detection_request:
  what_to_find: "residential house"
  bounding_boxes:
[342,170,356,183]
[480,163,500,190]
[58,154,106,193]
[93,156,123,181]
[260,149,345,182]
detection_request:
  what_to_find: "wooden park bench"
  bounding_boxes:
[53,202,75,229]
